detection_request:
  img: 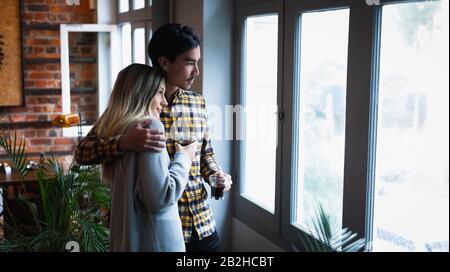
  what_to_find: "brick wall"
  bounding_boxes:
[0,0,97,161]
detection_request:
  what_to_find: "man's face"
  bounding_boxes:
[165,46,201,90]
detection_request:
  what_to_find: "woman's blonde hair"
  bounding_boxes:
[95,63,164,183]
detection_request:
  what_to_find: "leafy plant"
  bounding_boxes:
[296,204,366,252]
[0,131,111,252]
[0,131,29,179]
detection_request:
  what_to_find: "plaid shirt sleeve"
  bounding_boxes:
[74,125,124,165]
[199,97,222,183]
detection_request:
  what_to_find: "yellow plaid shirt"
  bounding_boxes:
[75,89,222,242]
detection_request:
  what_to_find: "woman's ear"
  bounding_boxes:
[158,56,169,72]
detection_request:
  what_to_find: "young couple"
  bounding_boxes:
[75,24,233,252]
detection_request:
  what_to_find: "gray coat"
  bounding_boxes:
[109,118,191,252]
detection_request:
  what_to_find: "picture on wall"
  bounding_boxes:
[0,0,23,107]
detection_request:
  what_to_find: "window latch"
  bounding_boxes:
[277,108,285,122]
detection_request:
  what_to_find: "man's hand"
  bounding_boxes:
[118,119,166,152]
[215,171,233,193]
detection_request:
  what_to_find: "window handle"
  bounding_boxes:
[277,108,285,122]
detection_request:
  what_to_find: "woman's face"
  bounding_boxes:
[149,80,168,119]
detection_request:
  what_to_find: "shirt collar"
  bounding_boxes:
[174,88,186,100]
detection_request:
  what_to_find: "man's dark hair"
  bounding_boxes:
[147,24,201,69]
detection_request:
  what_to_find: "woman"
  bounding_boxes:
[95,63,197,252]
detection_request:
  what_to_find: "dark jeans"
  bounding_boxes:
[185,229,222,252]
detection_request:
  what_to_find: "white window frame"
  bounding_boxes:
[60,24,119,137]
[117,0,153,67]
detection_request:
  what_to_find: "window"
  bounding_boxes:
[119,0,150,12]
[133,28,146,64]
[117,0,152,68]
[294,8,350,234]
[372,1,449,252]
[119,0,129,13]
[235,0,449,252]
[235,1,283,237]
[121,23,132,67]
[60,24,120,137]
[133,0,145,10]
[242,14,279,213]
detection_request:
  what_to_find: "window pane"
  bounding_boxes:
[68,32,98,126]
[119,0,129,13]
[294,9,349,233]
[373,1,449,252]
[133,0,145,10]
[242,15,278,212]
[133,28,146,64]
[121,24,131,68]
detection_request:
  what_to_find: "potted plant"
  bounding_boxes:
[0,130,111,252]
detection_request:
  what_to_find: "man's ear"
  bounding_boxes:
[158,56,169,72]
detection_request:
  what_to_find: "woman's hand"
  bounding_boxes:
[175,140,198,160]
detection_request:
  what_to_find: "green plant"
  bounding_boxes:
[0,131,111,252]
[296,204,366,252]
[0,131,29,179]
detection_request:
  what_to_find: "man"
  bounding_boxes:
[75,24,232,252]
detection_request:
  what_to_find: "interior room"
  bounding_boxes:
[0,0,448,253]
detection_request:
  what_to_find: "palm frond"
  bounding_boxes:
[79,220,109,252]
[297,203,366,252]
